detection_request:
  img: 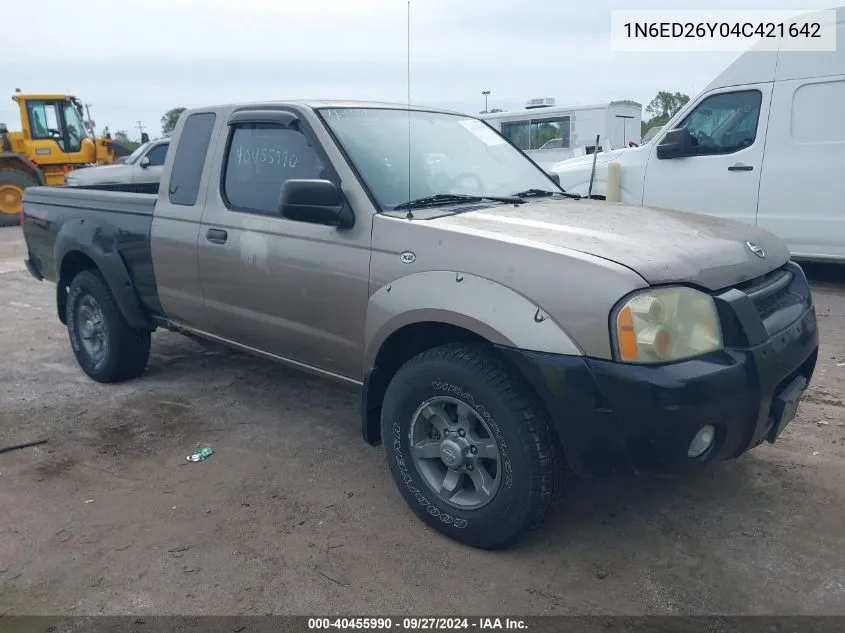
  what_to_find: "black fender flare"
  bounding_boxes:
[54,218,153,330]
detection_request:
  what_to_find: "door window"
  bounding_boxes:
[676,90,762,155]
[223,123,327,216]
[145,143,168,166]
[27,101,66,150]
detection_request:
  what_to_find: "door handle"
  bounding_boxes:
[206,228,228,244]
[728,164,753,172]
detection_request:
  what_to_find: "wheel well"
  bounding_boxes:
[362,322,489,445]
[57,251,97,324]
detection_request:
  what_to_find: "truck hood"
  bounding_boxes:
[68,164,130,183]
[551,148,629,172]
[76,164,127,173]
[431,199,790,291]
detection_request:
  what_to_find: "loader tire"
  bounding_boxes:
[0,168,37,227]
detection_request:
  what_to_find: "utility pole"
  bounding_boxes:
[82,103,95,137]
[616,114,634,147]
[481,90,491,113]
[136,121,146,137]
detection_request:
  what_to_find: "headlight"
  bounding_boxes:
[612,287,723,363]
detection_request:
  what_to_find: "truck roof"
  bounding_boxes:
[186,100,468,117]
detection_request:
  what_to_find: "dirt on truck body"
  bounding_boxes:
[21,100,818,549]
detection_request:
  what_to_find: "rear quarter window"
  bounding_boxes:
[168,112,216,206]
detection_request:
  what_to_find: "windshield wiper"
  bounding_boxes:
[511,188,581,200]
[394,193,523,211]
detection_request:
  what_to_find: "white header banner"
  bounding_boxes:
[610,10,838,52]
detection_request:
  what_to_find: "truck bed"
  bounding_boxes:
[21,186,159,315]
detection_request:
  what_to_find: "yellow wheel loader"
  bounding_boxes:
[0,91,119,226]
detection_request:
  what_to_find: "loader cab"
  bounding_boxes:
[13,93,96,164]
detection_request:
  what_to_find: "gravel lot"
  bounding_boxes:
[1,225,844,616]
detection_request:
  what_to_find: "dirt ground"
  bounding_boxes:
[1,225,844,616]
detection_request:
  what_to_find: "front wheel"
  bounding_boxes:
[381,343,561,549]
[66,270,151,383]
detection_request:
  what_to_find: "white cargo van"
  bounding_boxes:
[481,98,642,169]
[552,7,845,262]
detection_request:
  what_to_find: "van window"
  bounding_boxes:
[792,80,845,143]
[501,121,530,150]
[168,112,216,206]
[531,117,570,150]
[501,116,571,151]
[677,90,762,155]
[223,123,326,215]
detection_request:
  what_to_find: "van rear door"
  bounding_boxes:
[756,77,845,261]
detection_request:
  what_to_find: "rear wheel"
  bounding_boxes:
[0,168,38,227]
[66,270,151,383]
[381,343,561,549]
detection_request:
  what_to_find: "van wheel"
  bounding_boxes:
[381,343,560,549]
[66,270,151,383]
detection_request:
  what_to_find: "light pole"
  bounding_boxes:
[481,90,491,113]
[616,114,635,147]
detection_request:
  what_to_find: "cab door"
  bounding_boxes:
[25,100,71,164]
[196,107,372,379]
[642,86,772,226]
[150,112,219,329]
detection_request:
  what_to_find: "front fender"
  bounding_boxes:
[54,219,152,330]
[364,271,582,369]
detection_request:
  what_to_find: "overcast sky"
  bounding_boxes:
[0,0,831,140]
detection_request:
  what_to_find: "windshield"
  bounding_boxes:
[125,141,152,165]
[319,108,558,209]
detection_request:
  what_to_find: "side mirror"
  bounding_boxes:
[546,171,561,187]
[657,127,695,159]
[279,179,354,228]
[139,157,150,168]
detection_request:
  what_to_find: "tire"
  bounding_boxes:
[0,168,38,227]
[381,343,561,549]
[66,270,151,383]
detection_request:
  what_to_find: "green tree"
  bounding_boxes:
[642,91,690,136]
[161,107,186,137]
[113,130,140,151]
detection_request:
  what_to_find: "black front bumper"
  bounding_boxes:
[500,263,819,477]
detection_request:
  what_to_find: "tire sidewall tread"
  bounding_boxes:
[381,343,558,549]
[66,270,150,383]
